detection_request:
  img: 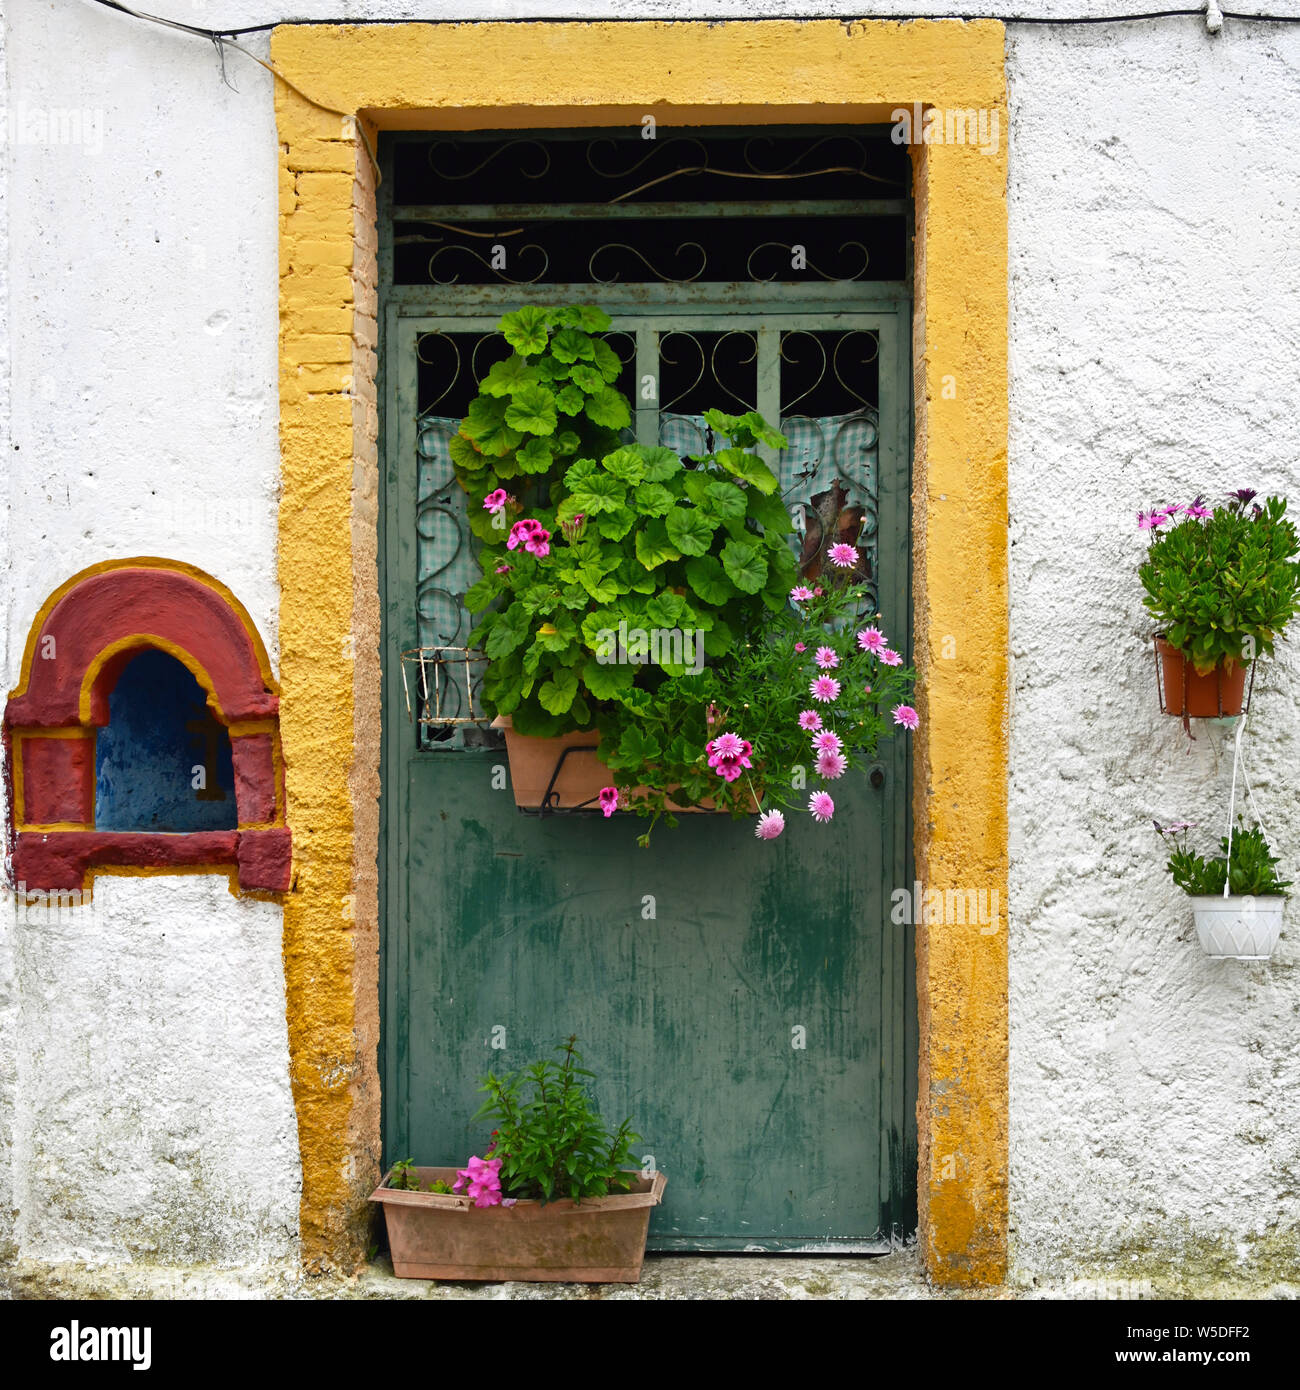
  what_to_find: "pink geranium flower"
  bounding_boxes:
[828,543,857,568]
[598,787,619,819]
[755,810,786,840]
[812,730,843,755]
[880,649,903,667]
[483,489,509,513]
[857,627,886,654]
[523,527,551,559]
[798,709,823,731]
[808,791,835,823]
[810,675,841,703]
[814,645,839,670]
[495,564,512,575]
[507,518,543,551]
[892,704,919,730]
[816,750,847,780]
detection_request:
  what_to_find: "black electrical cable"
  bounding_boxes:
[81,0,1300,43]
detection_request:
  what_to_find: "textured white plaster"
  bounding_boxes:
[6,0,1300,1279]
[9,875,299,1264]
[1005,18,1300,1284]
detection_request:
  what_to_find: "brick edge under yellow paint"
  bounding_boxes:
[272,18,1009,1284]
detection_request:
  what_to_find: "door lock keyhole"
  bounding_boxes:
[869,765,886,789]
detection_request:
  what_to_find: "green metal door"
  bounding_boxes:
[379,131,916,1250]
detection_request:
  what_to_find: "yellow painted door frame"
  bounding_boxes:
[272,18,1009,1286]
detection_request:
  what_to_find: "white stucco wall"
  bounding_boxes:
[4,0,1300,1282]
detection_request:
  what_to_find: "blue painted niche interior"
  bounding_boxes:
[95,647,237,831]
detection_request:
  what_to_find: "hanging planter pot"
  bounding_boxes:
[1189,895,1285,961]
[1153,637,1250,720]
[492,715,609,810]
[492,716,757,815]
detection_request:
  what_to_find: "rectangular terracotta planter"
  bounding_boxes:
[371,1166,667,1282]
[492,715,756,813]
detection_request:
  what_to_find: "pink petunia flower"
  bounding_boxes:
[483,489,509,513]
[816,749,847,780]
[755,810,786,840]
[828,543,857,568]
[892,704,919,730]
[808,791,835,823]
[598,787,619,819]
[790,586,815,602]
[810,675,841,703]
[455,1155,504,1208]
[880,649,903,667]
[812,730,843,755]
[857,627,887,654]
[814,645,839,670]
[798,709,823,731]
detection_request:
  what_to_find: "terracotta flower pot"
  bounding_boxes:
[492,715,756,813]
[1155,638,1248,719]
[371,1166,666,1282]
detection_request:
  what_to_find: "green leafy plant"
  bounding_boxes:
[1156,819,1291,897]
[471,1036,641,1203]
[1138,491,1300,674]
[387,1157,418,1190]
[457,305,797,745]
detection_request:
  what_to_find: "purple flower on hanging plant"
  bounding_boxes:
[1183,496,1212,520]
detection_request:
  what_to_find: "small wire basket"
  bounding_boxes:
[400,646,490,728]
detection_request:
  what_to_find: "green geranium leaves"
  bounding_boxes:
[665,505,716,557]
[500,306,550,355]
[584,388,631,431]
[452,304,819,817]
[720,538,768,594]
[504,383,558,436]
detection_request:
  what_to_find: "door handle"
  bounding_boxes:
[869,764,886,789]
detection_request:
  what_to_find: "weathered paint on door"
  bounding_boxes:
[381,294,916,1249]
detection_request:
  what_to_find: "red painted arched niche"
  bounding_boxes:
[4,559,291,895]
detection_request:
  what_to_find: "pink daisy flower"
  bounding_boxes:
[707,732,753,782]
[816,749,847,780]
[790,586,814,602]
[892,704,919,730]
[864,684,872,694]
[828,543,857,568]
[794,642,806,653]
[597,787,619,818]
[483,489,509,513]
[755,810,786,840]
[812,730,843,755]
[814,646,839,670]
[880,649,903,667]
[810,675,841,703]
[857,627,886,654]
[808,791,835,823]
[798,710,823,731]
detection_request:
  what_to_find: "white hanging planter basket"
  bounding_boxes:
[1189,896,1285,961]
